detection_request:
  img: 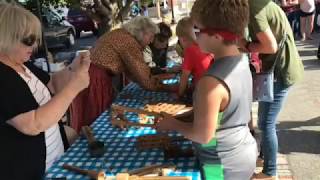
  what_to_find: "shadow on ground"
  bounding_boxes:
[278,116,320,155]
[302,59,320,71]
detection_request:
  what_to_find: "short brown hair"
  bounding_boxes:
[191,0,249,43]
[176,17,195,42]
[155,22,172,43]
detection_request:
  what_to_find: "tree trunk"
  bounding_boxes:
[81,0,134,37]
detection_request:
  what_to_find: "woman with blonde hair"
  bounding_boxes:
[70,16,175,132]
[0,3,91,179]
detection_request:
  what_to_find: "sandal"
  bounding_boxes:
[251,172,278,180]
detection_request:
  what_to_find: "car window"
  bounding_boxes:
[43,8,61,25]
[68,9,82,16]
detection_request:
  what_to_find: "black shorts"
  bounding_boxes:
[300,10,315,17]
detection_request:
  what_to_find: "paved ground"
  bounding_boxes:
[277,35,320,180]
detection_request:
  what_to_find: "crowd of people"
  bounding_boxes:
[278,0,320,40]
[0,0,308,179]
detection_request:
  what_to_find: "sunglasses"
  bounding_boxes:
[193,26,239,41]
[21,34,37,46]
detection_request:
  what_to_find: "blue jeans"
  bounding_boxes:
[287,10,300,36]
[258,80,290,176]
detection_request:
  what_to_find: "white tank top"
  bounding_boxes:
[300,0,315,13]
[19,66,64,171]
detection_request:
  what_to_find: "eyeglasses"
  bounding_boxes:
[193,26,239,41]
[21,34,37,46]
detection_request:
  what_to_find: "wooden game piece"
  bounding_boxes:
[136,134,194,159]
[82,126,105,157]
[127,163,176,176]
[114,174,191,180]
[137,102,192,124]
[112,104,163,117]
[111,104,166,130]
[116,173,130,180]
[136,134,187,150]
[111,117,154,130]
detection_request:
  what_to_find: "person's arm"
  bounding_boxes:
[156,76,227,144]
[178,51,193,97]
[289,0,299,5]
[120,45,161,91]
[240,7,278,54]
[47,68,71,94]
[246,28,278,54]
[178,70,191,97]
[7,53,91,136]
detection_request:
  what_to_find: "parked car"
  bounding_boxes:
[67,8,98,38]
[42,8,76,49]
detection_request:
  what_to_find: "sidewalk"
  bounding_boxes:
[277,35,320,180]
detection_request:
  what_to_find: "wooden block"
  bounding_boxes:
[138,177,191,180]
[116,173,130,180]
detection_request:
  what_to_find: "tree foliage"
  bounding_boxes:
[80,0,134,35]
[9,0,136,36]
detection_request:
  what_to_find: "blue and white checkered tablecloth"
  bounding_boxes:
[45,83,201,180]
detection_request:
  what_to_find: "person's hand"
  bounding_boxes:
[69,50,88,70]
[154,112,176,131]
[238,38,249,52]
[68,50,91,92]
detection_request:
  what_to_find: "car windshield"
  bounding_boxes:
[68,9,83,16]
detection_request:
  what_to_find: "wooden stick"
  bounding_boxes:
[82,126,97,145]
[137,177,191,180]
[127,163,176,176]
[115,173,191,180]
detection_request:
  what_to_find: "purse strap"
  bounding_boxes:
[269,33,288,72]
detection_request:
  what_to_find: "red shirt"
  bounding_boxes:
[182,43,214,84]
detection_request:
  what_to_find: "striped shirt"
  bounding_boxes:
[19,66,64,171]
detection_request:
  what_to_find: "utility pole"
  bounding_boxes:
[170,0,176,24]
[34,0,51,72]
